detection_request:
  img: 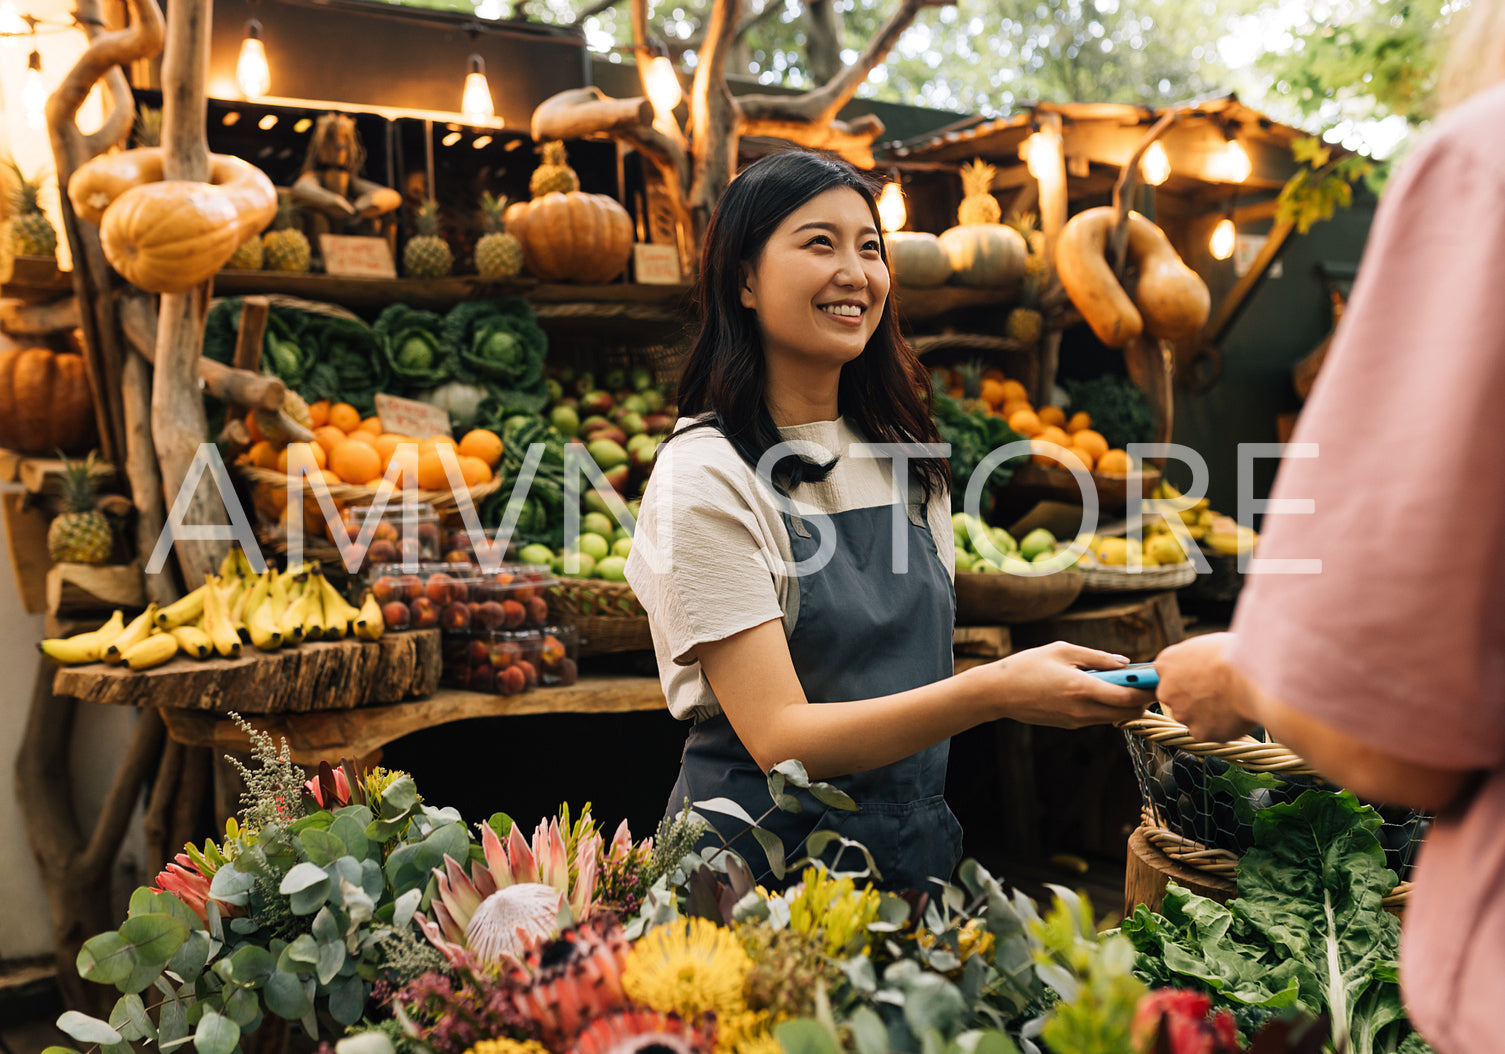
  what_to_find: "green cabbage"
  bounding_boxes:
[441,298,549,415]
[374,303,451,391]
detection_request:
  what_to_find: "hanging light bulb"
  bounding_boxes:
[877,180,906,233]
[644,51,681,131]
[1210,217,1236,260]
[461,54,494,124]
[1024,129,1061,180]
[0,1,26,36]
[24,48,46,128]
[237,19,270,99]
[1220,139,1251,183]
[1140,141,1170,186]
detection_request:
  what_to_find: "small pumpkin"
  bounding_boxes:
[886,231,951,288]
[938,223,1027,288]
[68,148,278,294]
[0,347,98,455]
[504,192,634,283]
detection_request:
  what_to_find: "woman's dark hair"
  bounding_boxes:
[671,149,949,503]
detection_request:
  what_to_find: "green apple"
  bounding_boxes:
[614,526,633,542]
[1001,555,1035,575]
[1019,527,1057,562]
[587,438,629,472]
[550,404,580,437]
[953,548,974,572]
[596,555,628,582]
[559,551,596,577]
[518,543,555,566]
[612,537,633,558]
[581,512,615,538]
[988,526,1018,553]
[576,532,611,561]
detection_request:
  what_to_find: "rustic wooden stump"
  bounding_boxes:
[1124,824,1237,919]
[1009,590,1185,662]
[51,629,442,713]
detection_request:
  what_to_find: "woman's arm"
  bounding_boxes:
[694,619,1149,778]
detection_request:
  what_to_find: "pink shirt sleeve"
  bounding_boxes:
[1225,114,1505,772]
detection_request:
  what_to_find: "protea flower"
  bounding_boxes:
[304,765,351,808]
[1132,990,1239,1054]
[507,913,634,1046]
[153,852,243,924]
[566,1009,715,1054]
[417,815,603,966]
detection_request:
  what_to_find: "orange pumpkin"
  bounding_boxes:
[504,192,634,283]
[0,347,98,455]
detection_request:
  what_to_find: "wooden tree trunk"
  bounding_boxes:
[151,0,226,587]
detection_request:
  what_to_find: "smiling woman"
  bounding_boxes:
[623,150,1151,892]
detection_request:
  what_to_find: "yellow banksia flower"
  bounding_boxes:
[624,918,752,1022]
[786,867,881,957]
[465,1041,551,1054]
[720,1010,780,1054]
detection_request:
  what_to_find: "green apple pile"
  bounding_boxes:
[951,515,1079,574]
[544,364,677,504]
[517,510,635,581]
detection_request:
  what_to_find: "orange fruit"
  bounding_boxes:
[357,416,384,436]
[1096,449,1133,475]
[458,428,504,467]
[457,454,493,488]
[1073,429,1109,462]
[1007,409,1042,437]
[1068,445,1097,471]
[308,400,331,429]
[1049,446,1092,472]
[999,380,1029,404]
[278,441,327,473]
[248,440,279,470]
[318,468,344,488]
[328,402,361,433]
[344,430,379,449]
[416,449,455,491]
[312,425,347,457]
[1032,439,1084,467]
[374,433,414,466]
[421,434,458,451]
[1036,425,1072,450]
[387,446,421,486]
[330,439,383,485]
[1067,411,1092,433]
[979,378,1008,409]
[245,409,265,443]
[1038,405,1067,429]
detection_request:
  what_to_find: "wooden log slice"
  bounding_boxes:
[52,629,441,713]
[1124,824,1236,918]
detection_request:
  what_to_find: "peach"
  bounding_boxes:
[410,597,439,628]
[441,601,471,631]
[382,601,411,630]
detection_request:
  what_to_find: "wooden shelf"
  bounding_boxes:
[0,449,115,494]
[895,283,1019,323]
[1,256,72,304]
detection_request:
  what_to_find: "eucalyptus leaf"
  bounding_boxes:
[413,822,469,873]
[291,878,332,916]
[342,877,376,929]
[808,781,858,811]
[57,1011,123,1045]
[312,905,342,944]
[336,1033,398,1054]
[330,814,371,861]
[380,775,419,815]
[317,934,347,985]
[360,857,385,900]
[168,928,212,984]
[773,1019,843,1054]
[108,994,155,1043]
[751,827,786,881]
[41,1047,83,1054]
[901,974,967,1037]
[280,862,331,895]
[286,933,320,966]
[770,759,812,789]
[101,1043,132,1054]
[76,932,136,986]
[158,991,188,1048]
[850,1005,888,1054]
[208,865,254,905]
[392,888,422,930]
[193,1010,239,1054]
[694,796,759,826]
[328,974,367,1026]
[264,969,315,1020]
[773,793,803,813]
[223,985,260,1028]
[301,828,347,867]
[229,944,276,987]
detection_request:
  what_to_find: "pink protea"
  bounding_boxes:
[153,853,243,924]
[1132,989,1240,1054]
[304,766,351,808]
[605,818,650,869]
[417,814,604,966]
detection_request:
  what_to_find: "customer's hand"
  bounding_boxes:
[1154,632,1258,742]
[970,641,1154,729]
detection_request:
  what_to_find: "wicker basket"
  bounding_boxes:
[1077,560,1197,593]
[548,577,653,655]
[1121,706,1424,910]
[954,568,1083,623]
[236,464,502,517]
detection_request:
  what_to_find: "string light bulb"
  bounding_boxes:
[461,54,494,124]
[1024,129,1061,180]
[1220,138,1251,183]
[236,19,270,99]
[877,180,906,233]
[644,50,681,131]
[1210,217,1236,260]
[1140,141,1170,186]
[24,47,45,128]
[0,1,25,36]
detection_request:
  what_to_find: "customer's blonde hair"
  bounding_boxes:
[1435,0,1505,110]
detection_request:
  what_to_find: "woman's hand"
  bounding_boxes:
[969,641,1153,729]
[1153,632,1258,742]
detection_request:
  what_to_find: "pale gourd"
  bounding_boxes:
[68,148,278,294]
[886,231,952,288]
[938,224,1027,288]
[503,192,634,283]
[1055,207,1209,348]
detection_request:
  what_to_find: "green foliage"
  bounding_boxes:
[1277,137,1377,234]
[374,304,452,390]
[479,414,570,547]
[1120,790,1432,1054]
[930,388,1027,514]
[1063,376,1154,453]
[442,297,550,415]
[1030,888,1146,1054]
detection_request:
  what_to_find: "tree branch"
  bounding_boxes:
[45,0,163,135]
[570,0,626,22]
[735,0,948,126]
[739,116,881,167]
[531,87,655,140]
[83,67,137,157]
[667,0,782,57]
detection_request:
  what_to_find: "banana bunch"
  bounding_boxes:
[38,547,386,669]
[1149,479,1255,553]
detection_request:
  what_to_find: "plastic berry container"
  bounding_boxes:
[468,564,559,630]
[335,501,440,574]
[365,561,477,633]
[536,624,579,687]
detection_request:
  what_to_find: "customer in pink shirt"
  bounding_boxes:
[1153,6,1505,1050]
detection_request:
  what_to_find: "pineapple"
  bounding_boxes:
[1007,209,1049,261]
[48,453,112,564]
[134,106,163,148]
[1006,272,1045,346]
[956,359,991,415]
[403,200,452,278]
[225,233,264,270]
[956,159,1001,226]
[261,198,310,273]
[530,140,580,198]
[7,161,58,259]
[474,192,522,279]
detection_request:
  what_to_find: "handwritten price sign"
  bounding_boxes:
[319,235,397,278]
[375,393,453,439]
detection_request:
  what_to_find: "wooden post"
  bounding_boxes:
[151,0,227,587]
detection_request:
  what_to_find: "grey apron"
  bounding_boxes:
[665,495,962,892]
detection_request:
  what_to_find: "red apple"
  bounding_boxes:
[372,576,402,605]
[477,601,506,630]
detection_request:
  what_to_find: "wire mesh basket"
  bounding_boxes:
[1122,706,1429,909]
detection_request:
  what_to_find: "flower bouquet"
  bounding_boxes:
[53,723,1428,1054]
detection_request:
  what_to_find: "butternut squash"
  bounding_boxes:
[67,148,278,294]
[1055,208,1209,348]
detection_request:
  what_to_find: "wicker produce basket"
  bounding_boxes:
[548,577,653,655]
[236,464,502,518]
[1121,706,1426,910]
[953,568,1083,623]
[1077,559,1197,593]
